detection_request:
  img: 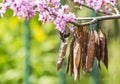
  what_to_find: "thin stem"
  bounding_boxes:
[113,5,120,14]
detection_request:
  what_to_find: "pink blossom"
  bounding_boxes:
[75,0,116,11]
[85,0,104,11]
[0,0,117,33]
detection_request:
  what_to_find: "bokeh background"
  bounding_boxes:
[0,0,120,84]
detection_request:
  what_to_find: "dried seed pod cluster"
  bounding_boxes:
[57,27,108,80]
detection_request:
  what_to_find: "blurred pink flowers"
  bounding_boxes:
[0,0,116,33]
[0,0,75,33]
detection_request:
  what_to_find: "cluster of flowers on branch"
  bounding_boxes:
[0,0,118,33]
[74,0,116,12]
[0,0,75,33]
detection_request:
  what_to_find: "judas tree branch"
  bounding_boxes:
[70,14,120,26]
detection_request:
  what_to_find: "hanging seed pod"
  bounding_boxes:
[57,32,69,70]
[73,39,81,80]
[86,31,96,72]
[67,27,84,79]
[66,36,75,75]
[67,27,83,80]
[94,30,101,69]
[75,27,87,73]
[99,29,108,69]
[104,37,108,69]
[81,28,88,72]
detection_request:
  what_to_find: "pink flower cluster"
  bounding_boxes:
[54,5,75,33]
[74,0,116,12]
[0,0,117,33]
[0,0,75,33]
[0,0,36,19]
[36,0,75,32]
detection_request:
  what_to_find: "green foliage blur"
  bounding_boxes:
[0,2,120,84]
[0,9,60,84]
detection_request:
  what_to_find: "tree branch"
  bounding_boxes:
[70,14,120,26]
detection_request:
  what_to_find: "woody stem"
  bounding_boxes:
[69,14,120,27]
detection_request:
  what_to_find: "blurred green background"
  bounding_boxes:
[0,0,120,84]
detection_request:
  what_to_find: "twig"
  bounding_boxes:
[106,1,119,14]
[113,5,120,14]
[70,14,120,26]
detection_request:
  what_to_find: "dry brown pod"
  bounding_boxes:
[94,30,101,69]
[81,28,88,72]
[57,33,69,70]
[99,29,108,69]
[85,31,96,72]
[66,36,75,75]
[73,39,81,80]
[66,27,84,80]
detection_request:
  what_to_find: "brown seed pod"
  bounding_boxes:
[73,39,81,80]
[70,27,84,80]
[81,29,88,72]
[94,30,101,69]
[66,36,75,75]
[57,33,69,70]
[74,27,89,73]
[104,37,108,69]
[75,27,87,73]
[99,29,108,69]
[86,31,96,72]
